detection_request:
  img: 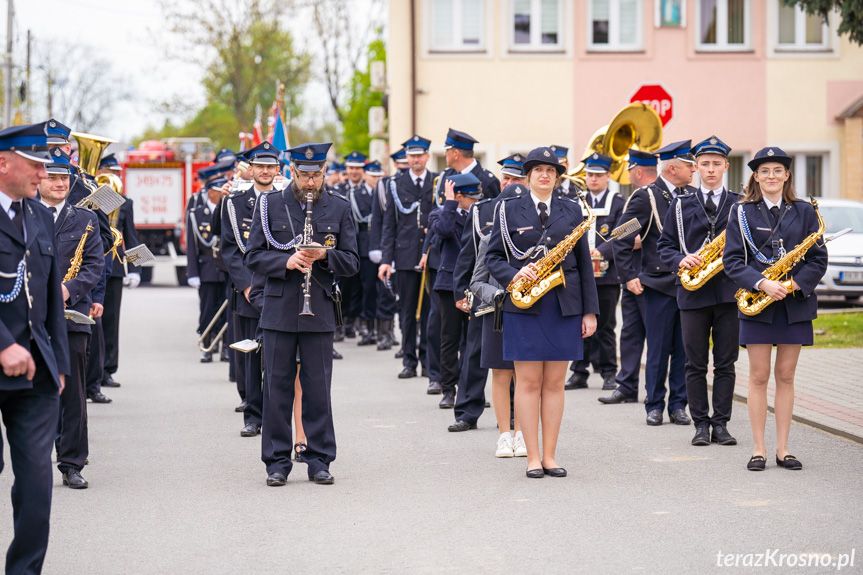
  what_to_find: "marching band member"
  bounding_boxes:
[566,153,625,392]
[448,154,527,434]
[354,160,384,346]
[550,145,576,199]
[245,142,359,486]
[0,123,69,574]
[599,149,656,404]
[486,147,598,478]
[378,136,437,383]
[39,148,104,489]
[187,178,228,363]
[658,136,741,447]
[724,147,827,471]
[335,151,368,340]
[614,141,696,426]
[428,173,483,412]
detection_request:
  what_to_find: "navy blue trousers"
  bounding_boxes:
[615,288,646,399]
[0,357,59,575]
[376,272,398,320]
[425,269,441,381]
[238,314,263,427]
[358,257,378,322]
[57,332,89,474]
[396,270,427,370]
[573,284,621,378]
[262,329,335,478]
[453,311,488,425]
[643,287,687,414]
[85,316,104,397]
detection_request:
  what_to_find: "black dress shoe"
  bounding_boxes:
[333,326,345,342]
[448,420,477,432]
[200,351,213,363]
[438,392,455,409]
[88,392,112,404]
[776,454,802,470]
[220,346,230,362]
[747,455,766,471]
[598,390,637,404]
[102,374,121,387]
[711,425,737,445]
[669,409,691,425]
[646,410,663,426]
[235,400,248,413]
[344,326,356,339]
[310,470,335,484]
[526,468,544,479]
[484,401,491,408]
[357,333,376,346]
[62,469,88,489]
[542,466,567,477]
[267,472,287,486]
[394,349,404,359]
[601,374,617,391]
[564,373,588,390]
[427,381,442,395]
[240,423,261,437]
[691,424,711,446]
[398,367,417,379]
[332,349,343,360]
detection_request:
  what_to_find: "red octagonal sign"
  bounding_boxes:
[630,84,674,127]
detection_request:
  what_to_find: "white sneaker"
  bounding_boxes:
[495,432,514,458]
[513,432,528,457]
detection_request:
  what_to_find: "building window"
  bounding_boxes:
[696,0,751,51]
[726,156,746,192]
[589,0,643,51]
[430,0,485,52]
[510,0,563,51]
[793,153,826,197]
[777,1,829,50]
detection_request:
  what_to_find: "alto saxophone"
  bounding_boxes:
[735,198,826,316]
[63,222,95,283]
[679,230,726,291]
[508,195,595,309]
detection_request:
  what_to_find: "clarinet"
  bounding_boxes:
[299,190,315,316]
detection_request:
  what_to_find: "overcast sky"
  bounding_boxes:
[12,0,383,143]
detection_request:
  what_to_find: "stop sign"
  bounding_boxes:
[630,84,674,127]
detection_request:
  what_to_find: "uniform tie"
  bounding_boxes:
[538,202,548,228]
[770,206,781,227]
[415,176,423,192]
[11,200,23,235]
[705,191,716,216]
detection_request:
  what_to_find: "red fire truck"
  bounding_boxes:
[120,138,215,283]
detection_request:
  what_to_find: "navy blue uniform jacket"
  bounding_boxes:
[381,170,438,270]
[724,199,827,324]
[486,192,600,317]
[221,186,261,319]
[55,204,104,333]
[244,188,359,333]
[186,200,226,283]
[614,178,697,297]
[452,198,496,304]
[0,198,70,390]
[428,199,468,292]
[657,189,740,310]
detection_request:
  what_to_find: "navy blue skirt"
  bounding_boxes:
[739,300,813,346]
[481,313,513,370]
[502,289,583,362]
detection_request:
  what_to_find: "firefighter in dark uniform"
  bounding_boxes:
[613,140,696,426]
[96,155,141,389]
[334,151,367,340]
[368,149,407,352]
[245,142,359,486]
[39,148,104,489]
[379,136,437,381]
[352,160,382,345]
[221,142,281,437]
[187,178,228,362]
[658,136,740,446]
[566,153,625,391]
[0,123,70,575]
[550,145,577,199]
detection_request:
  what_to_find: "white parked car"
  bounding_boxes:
[815,199,863,301]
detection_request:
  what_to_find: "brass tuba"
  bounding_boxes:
[72,132,126,259]
[562,103,663,188]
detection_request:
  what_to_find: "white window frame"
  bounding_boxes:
[588,0,644,52]
[695,0,752,52]
[428,0,487,53]
[791,151,830,198]
[509,0,565,52]
[775,1,831,52]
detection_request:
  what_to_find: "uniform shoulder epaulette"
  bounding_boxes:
[475,197,492,206]
[560,195,581,205]
[486,170,494,178]
[328,189,349,202]
[677,190,694,198]
[499,193,521,202]
[261,188,280,195]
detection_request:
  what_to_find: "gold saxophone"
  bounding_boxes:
[63,222,95,283]
[679,230,726,291]
[508,197,595,309]
[735,198,825,316]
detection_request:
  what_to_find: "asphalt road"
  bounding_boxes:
[2,286,862,574]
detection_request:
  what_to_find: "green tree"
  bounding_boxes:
[782,0,863,45]
[337,38,385,158]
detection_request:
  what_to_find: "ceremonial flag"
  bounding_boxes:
[272,112,288,151]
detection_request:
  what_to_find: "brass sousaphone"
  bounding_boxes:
[562,102,663,188]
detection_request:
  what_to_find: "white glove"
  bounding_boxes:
[368,250,382,264]
[187,276,201,289]
[124,272,141,289]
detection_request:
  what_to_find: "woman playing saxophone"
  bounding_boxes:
[723,147,827,472]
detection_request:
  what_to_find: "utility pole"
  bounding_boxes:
[3,0,13,128]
